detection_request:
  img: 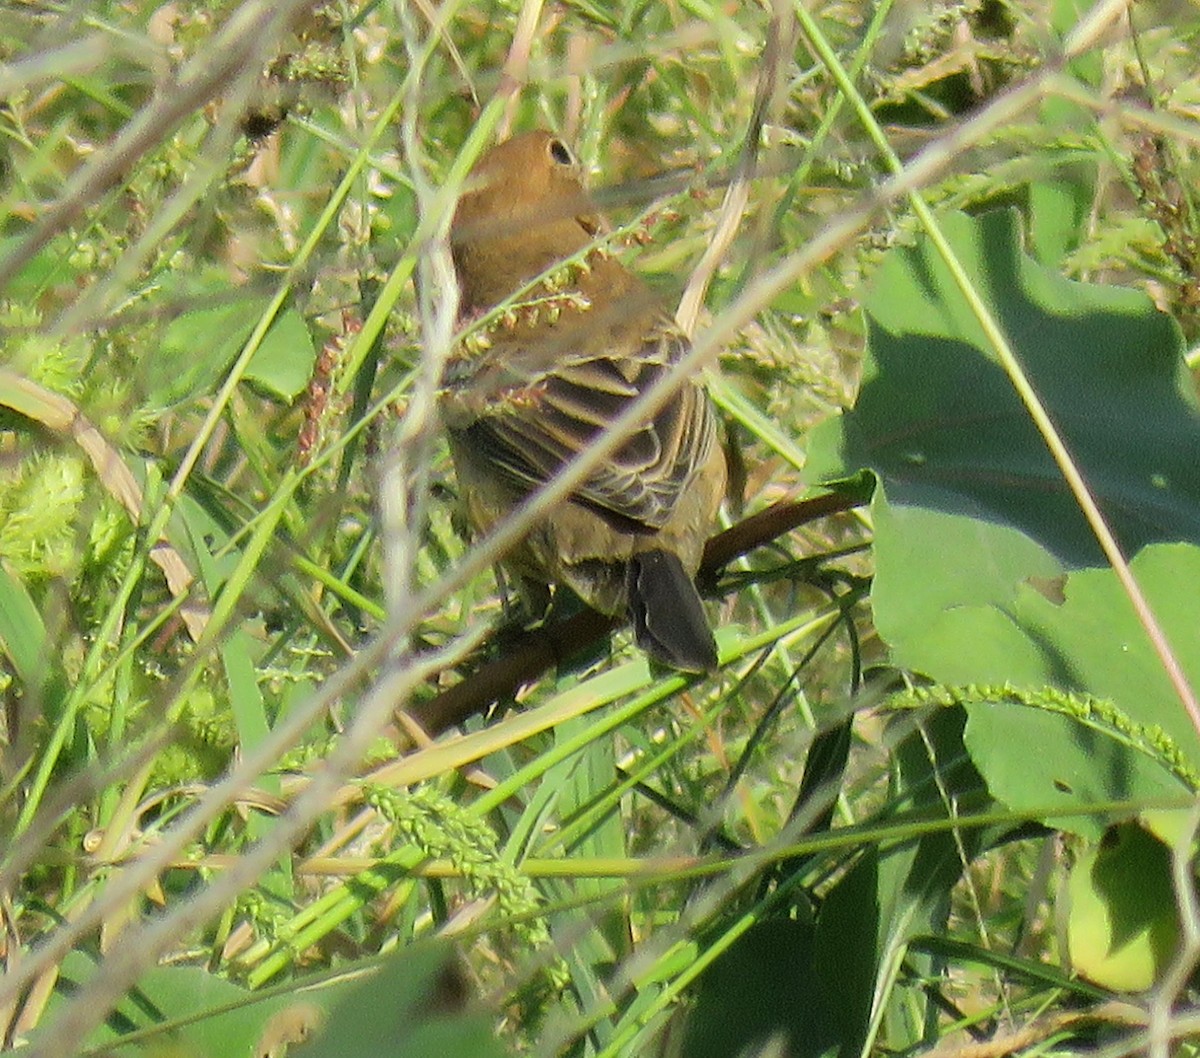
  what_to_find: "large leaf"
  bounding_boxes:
[43,953,319,1055]
[679,918,835,1058]
[300,943,509,1058]
[814,208,1199,566]
[830,208,1200,839]
[962,701,1185,841]
[139,295,314,407]
[870,494,1061,685]
[142,298,263,408]
[872,488,1198,838]
[1014,543,1200,760]
[244,307,317,401]
[1067,821,1181,991]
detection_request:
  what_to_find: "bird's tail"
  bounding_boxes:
[626,549,718,673]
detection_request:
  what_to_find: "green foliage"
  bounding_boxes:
[3,1,1200,1057]
[1067,821,1182,993]
[814,208,1200,565]
[300,943,510,1058]
[678,918,834,1058]
[0,450,86,578]
[365,784,556,960]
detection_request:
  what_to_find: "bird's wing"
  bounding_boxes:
[443,326,715,531]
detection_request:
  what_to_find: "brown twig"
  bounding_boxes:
[407,488,865,734]
[700,488,864,571]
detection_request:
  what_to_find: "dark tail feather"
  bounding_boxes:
[626,549,718,673]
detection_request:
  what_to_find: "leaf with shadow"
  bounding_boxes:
[812,208,1200,566]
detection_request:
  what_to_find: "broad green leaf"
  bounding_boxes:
[963,702,1183,841]
[142,298,264,407]
[135,277,312,405]
[245,307,317,400]
[872,486,1199,835]
[1013,543,1200,764]
[46,953,317,1055]
[1067,822,1181,992]
[817,208,1198,566]
[300,943,509,1058]
[679,918,835,1058]
[871,491,1059,685]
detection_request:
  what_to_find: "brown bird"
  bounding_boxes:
[442,130,725,672]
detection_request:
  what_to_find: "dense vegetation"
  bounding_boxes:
[2,1,1200,1055]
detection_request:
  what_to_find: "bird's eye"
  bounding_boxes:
[548,138,573,166]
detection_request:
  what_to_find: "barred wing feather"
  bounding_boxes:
[450,329,714,531]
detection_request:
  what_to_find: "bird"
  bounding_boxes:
[441,130,725,672]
